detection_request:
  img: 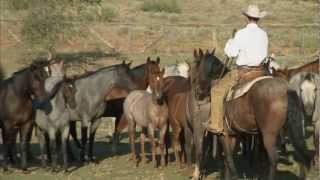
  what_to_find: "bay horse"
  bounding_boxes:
[0,60,56,170]
[67,61,137,162]
[189,49,311,179]
[272,59,319,80]
[124,68,168,168]
[35,79,77,172]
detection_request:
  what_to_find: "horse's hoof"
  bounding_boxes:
[141,157,150,164]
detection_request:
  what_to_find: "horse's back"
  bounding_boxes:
[124,90,150,126]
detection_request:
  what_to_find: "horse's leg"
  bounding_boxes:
[19,121,33,171]
[129,121,137,165]
[80,125,88,162]
[36,128,48,168]
[148,126,157,168]
[8,132,17,165]
[1,128,12,171]
[26,123,34,161]
[48,129,57,171]
[172,122,182,167]
[66,133,75,162]
[69,121,82,149]
[140,128,147,163]
[184,126,194,168]
[112,115,121,154]
[88,119,101,161]
[219,135,238,180]
[261,133,278,180]
[192,125,205,180]
[61,126,69,172]
[159,123,168,168]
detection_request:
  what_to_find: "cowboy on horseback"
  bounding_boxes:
[209,5,268,134]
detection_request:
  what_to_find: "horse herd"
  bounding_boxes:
[0,49,319,180]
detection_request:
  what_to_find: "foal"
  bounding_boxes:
[124,68,168,168]
[35,79,77,171]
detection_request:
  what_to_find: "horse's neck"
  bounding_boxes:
[76,69,116,98]
[51,86,67,112]
[131,65,147,88]
[12,71,31,98]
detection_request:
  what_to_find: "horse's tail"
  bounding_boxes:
[287,89,311,169]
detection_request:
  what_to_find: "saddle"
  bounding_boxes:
[226,66,272,101]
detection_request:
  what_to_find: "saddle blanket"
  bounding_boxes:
[226,76,273,101]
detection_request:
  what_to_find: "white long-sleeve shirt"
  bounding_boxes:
[224,23,268,66]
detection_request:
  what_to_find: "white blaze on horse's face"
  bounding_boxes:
[44,66,49,76]
[156,76,160,81]
[300,79,316,116]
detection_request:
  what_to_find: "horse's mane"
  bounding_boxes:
[13,59,49,76]
[131,63,145,70]
[71,63,122,80]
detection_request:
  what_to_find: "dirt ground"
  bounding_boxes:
[0,0,319,179]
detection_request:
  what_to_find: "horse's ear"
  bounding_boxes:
[193,49,198,59]
[161,68,165,75]
[205,49,209,55]
[211,48,216,55]
[199,48,204,58]
[122,60,126,65]
[156,57,160,64]
[127,60,133,67]
[147,57,151,63]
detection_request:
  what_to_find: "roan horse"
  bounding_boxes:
[35,79,77,172]
[68,61,137,162]
[68,58,161,160]
[124,68,168,168]
[0,60,61,170]
[189,49,311,179]
[103,57,161,152]
[289,72,320,167]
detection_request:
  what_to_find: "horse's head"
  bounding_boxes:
[45,59,65,93]
[300,73,317,117]
[191,48,226,100]
[148,67,165,105]
[14,60,49,102]
[114,60,137,91]
[62,79,77,109]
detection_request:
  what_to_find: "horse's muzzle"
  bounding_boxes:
[32,100,53,115]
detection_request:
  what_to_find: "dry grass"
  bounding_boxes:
[0,0,319,179]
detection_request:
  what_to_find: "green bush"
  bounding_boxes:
[141,0,181,13]
[100,6,118,21]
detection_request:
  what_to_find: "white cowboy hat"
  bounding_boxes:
[243,5,267,19]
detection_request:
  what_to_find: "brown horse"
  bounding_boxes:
[273,59,319,80]
[163,76,190,167]
[124,67,168,168]
[0,60,53,171]
[189,50,311,179]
